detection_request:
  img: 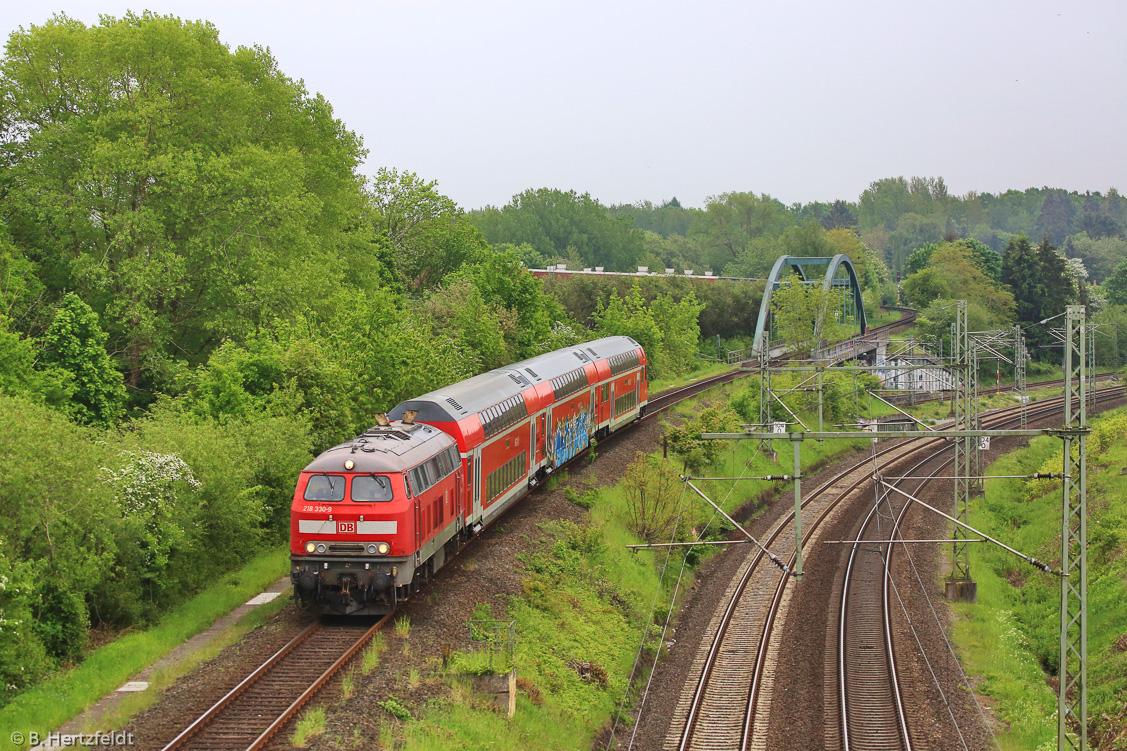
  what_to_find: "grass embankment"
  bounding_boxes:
[371,384,868,750]
[953,406,1127,749]
[867,308,906,328]
[1,548,289,748]
[648,361,732,395]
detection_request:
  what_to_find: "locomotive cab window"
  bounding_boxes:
[351,475,394,502]
[304,474,345,501]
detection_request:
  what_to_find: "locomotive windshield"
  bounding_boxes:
[304,474,345,501]
[351,475,394,502]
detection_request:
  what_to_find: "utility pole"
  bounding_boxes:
[1058,305,1088,750]
[947,300,976,601]
[1015,324,1027,429]
[759,344,773,457]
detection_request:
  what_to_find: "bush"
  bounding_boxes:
[621,453,685,543]
[30,582,89,663]
[666,405,740,473]
[0,396,114,672]
[0,551,52,704]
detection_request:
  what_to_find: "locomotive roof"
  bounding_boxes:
[388,335,642,423]
[303,421,456,474]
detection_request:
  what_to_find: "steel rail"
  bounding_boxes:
[838,387,1124,750]
[676,438,925,751]
[674,384,1124,751]
[161,622,323,751]
[161,616,389,751]
[247,615,389,750]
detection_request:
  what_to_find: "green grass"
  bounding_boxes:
[290,706,327,747]
[361,633,388,675]
[866,308,904,327]
[0,547,289,749]
[649,361,732,395]
[92,590,289,734]
[952,406,1127,749]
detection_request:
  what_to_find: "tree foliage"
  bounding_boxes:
[1103,259,1127,306]
[690,192,794,274]
[368,168,488,290]
[621,453,686,543]
[666,405,739,474]
[40,294,125,427]
[591,282,703,381]
[901,244,1014,321]
[768,277,855,356]
[470,188,645,271]
[1000,236,1077,356]
[0,12,372,393]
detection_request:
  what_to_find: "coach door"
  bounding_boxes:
[472,450,483,520]
[455,472,463,521]
[536,413,546,464]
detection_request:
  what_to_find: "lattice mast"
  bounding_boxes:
[949,300,975,590]
[1058,305,1088,750]
[1015,324,1027,429]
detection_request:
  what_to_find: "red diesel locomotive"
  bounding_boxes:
[290,335,648,614]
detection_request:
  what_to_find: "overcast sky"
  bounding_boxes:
[2,1,1124,210]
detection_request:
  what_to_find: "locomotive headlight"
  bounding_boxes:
[367,544,377,554]
[344,459,355,470]
[376,542,391,556]
[305,542,316,554]
[316,543,327,554]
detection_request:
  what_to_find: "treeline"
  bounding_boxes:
[472,192,895,327]
[475,179,1127,299]
[897,233,1124,366]
[0,13,709,703]
[475,182,1126,364]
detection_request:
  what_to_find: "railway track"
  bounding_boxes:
[161,618,387,751]
[667,384,1124,751]
[838,384,1124,750]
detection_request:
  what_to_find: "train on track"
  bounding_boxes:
[289,336,648,614]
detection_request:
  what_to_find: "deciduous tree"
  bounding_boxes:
[621,453,685,543]
[470,188,645,271]
[690,192,794,273]
[40,294,124,427]
[0,12,371,393]
[768,277,854,356]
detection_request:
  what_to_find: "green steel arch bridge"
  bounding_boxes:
[751,254,869,358]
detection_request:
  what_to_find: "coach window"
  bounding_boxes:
[352,475,394,502]
[304,474,345,502]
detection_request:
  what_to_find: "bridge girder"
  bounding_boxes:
[751,254,868,354]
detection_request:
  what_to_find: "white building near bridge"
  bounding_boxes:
[875,354,954,391]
